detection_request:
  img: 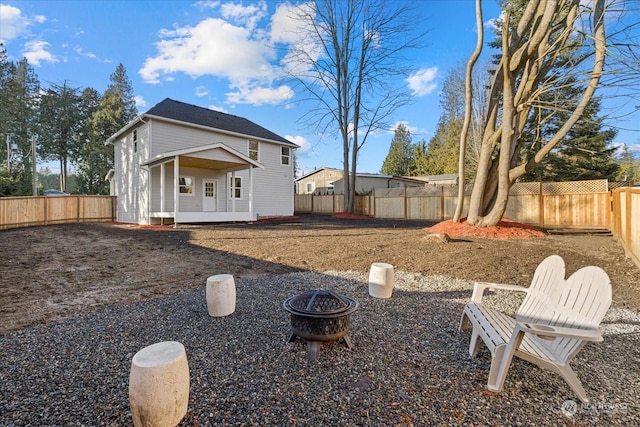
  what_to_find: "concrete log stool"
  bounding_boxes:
[206,274,236,317]
[129,341,190,427]
[368,262,395,299]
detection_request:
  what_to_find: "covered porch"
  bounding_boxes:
[143,143,263,224]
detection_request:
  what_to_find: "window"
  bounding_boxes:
[327,182,335,193]
[306,182,315,193]
[229,176,243,199]
[133,129,138,153]
[248,140,259,161]
[179,176,194,195]
[281,146,290,165]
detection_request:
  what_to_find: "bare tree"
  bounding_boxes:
[462,0,619,227]
[454,0,484,222]
[286,0,426,212]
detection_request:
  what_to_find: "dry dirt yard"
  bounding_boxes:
[1,214,639,332]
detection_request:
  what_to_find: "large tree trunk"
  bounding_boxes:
[466,0,606,227]
[453,0,484,222]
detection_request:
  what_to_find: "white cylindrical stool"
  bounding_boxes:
[129,341,189,427]
[206,274,236,317]
[368,262,395,298]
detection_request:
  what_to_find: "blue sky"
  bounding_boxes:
[1,0,638,176]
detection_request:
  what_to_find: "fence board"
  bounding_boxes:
[0,196,116,230]
[295,180,614,229]
[611,188,639,269]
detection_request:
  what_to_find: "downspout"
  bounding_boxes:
[174,156,180,226]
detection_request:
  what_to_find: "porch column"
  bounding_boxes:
[160,163,165,212]
[174,156,180,220]
[249,166,253,217]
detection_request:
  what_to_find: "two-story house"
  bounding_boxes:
[106,98,298,225]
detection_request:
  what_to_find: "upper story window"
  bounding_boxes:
[133,129,138,153]
[281,146,291,166]
[248,140,259,161]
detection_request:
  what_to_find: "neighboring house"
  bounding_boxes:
[105,98,298,225]
[408,174,459,186]
[332,174,428,194]
[296,167,343,194]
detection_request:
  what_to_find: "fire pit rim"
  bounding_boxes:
[283,289,359,319]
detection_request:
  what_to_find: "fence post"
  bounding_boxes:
[625,188,632,254]
[404,187,407,219]
[441,186,445,221]
[538,182,544,227]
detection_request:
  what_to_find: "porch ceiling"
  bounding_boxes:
[178,155,246,170]
[143,142,264,171]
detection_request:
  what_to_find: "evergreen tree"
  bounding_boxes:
[615,144,640,183]
[38,81,83,192]
[520,93,619,182]
[410,139,429,176]
[381,124,414,176]
[80,64,137,194]
[74,87,103,194]
[0,46,40,195]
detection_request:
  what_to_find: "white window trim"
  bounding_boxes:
[306,182,316,193]
[133,129,138,154]
[281,146,291,166]
[229,175,243,200]
[248,139,260,162]
[179,175,195,196]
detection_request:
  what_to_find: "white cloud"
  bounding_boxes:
[406,66,438,96]
[220,0,268,32]
[73,46,111,63]
[226,83,294,105]
[194,0,221,10]
[23,40,58,66]
[195,86,209,97]
[390,121,418,134]
[134,96,148,108]
[0,4,30,43]
[208,104,229,113]
[285,135,310,152]
[139,1,315,106]
[139,17,275,84]
[484,11,504,32]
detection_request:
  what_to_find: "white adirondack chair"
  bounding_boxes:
[459,255,612,403]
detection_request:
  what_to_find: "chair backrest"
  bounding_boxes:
[517,255,566,321]
[522,264,612,364]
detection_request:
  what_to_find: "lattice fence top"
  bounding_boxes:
[541,179,608,194]
[359,179,609,197]
[508,179,609,195]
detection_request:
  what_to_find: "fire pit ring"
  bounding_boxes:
[283,289,358,361]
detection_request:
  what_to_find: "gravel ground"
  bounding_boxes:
[1,271,638,426]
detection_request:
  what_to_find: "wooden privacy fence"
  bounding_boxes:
[295,179,611,228]
[611,187,640,269]
[0,195,116,230]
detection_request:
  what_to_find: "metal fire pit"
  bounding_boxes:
[283,289,358,361]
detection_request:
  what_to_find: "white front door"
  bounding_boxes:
[203,179,218,212]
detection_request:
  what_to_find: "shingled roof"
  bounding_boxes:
[145,98,294,146]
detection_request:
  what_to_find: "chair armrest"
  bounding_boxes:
[471,281,528,303]
[516,321,603,342]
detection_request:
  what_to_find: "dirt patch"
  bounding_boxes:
[1,214,638,332]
